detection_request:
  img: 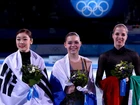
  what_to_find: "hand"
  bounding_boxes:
[66,85,75,94]
[125,77,129,82]
[76,86,88,93]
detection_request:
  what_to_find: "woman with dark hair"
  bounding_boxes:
[0,28,53,105]
[50,32,97,105]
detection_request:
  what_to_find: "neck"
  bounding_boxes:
[114,45,124,50]
[69,54,80,62]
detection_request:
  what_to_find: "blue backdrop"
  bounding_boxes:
[57,0,128,18]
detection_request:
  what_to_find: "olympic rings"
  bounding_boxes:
[76,0,109,17]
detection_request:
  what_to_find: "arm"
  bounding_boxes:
[133,52,140,75]
[95,54,106,88]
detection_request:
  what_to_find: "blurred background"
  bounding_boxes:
[0,0,139,56]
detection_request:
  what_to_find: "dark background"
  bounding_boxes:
[0,0,139,52]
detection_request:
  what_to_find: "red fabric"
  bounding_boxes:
[100,76,120,105]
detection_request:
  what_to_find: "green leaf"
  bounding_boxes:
[21,64,43,87]
[111,61,134,79]
[29,79,37,87]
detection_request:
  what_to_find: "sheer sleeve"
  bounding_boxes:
[95,54,107,88]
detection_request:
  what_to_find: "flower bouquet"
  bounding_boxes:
[63,70,88,104]
[111,61,134,79]
[70,70,88,87]
[21,64,43,100]
[111,61,134,96]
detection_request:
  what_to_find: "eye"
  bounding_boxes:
[121,33,125,36]
[115,32,119,36]
[23,39,28,41]
[68,41,72,44]
[16,39,20,41]
[74,41,79,44]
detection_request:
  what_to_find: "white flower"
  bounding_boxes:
[29,70,32,73]
[120,66,125,70]
[116,64,122,67]
[32,67,35,72]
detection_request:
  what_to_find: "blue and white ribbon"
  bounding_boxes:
[27,87,39,100]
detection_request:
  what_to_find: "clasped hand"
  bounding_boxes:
[125,77,129,82]
[66,85,75,94]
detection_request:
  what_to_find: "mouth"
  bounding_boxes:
[19,45,25,48]
[117,40,122,43]
[70,48,77,51]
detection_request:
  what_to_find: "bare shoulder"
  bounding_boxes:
[85,58,92,64]
[81,56,92,71]
[82,56,92,63]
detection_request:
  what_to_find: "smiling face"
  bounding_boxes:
[16,32,33,52]
[112,24,128,49]
[64,33,81,55]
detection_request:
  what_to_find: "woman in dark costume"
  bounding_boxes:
[95,23,140,105]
